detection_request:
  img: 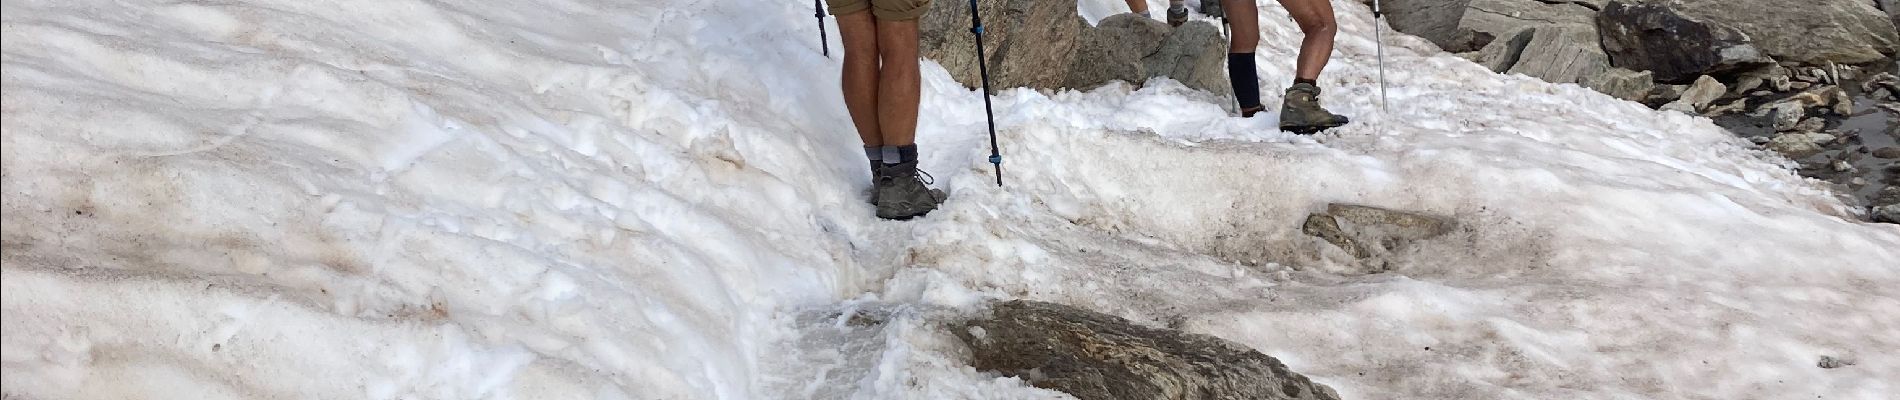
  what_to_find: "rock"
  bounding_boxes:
[1874,186,1900,223]
[1141,19,1231,97]
[1582,67,1656,101]
[1468,23,1611,85]
[1730,64,1788,95]
[1703,99,1747,116]
[1504,24,1611,84]
[1873,147,1900,159]
[1067,14,1172,91]
[1662,75,1726,113]
[1301,204,1455,260]
[1596,1,1773,83]
[1876,204,1900,223]
[958,300,1343,400]
[922,0,1230,95]
[921,0,1085,90]
[1673,0,1900,66]
[1793,117,1828,133]
[1380,0,1598,53]
[1764,101,1807,131]
[1826,87,1854,115]
[1789,81,1814,90]
[1818,355,1858,369]
[1470,27,1534,72]
[1768,133,1836,158]
[1648,84,1688,106]
[1830,160,1855,172]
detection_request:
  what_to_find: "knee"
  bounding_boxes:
[1299,19,1337,37]
[878,46,918,72]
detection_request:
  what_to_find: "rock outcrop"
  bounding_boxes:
[957,300,1342,400]
[1301,204,1455,263]
[920,0,1229,95]
[1379,0,1598,53]
[1595,1,1772,83]
[1669,0,1900,66]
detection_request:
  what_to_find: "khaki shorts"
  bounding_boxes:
[827,0,931,21]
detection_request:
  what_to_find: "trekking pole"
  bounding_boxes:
[815,0,829,58]
[968,0,1003,186]
[1371,0,1388,110]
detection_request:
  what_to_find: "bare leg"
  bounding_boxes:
[1125,0,1149,14]
[1222,0,1259,51]
[837,11,882,147]
[1276,0,1337,80]
[875,18,921,147]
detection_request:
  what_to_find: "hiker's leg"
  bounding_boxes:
[1277,0,1337,80]
[1222,0,1263,113]
[1125,0,1149,15]
[874,17,921,147]
[837,10,883,147]
[1222,0,1259,51]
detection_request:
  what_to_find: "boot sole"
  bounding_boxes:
[1281,123,1346,135]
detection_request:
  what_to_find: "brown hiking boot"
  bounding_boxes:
[874,161,945,220]
[1279,82,1350,134]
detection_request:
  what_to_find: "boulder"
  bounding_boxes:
[1661,75,1726,113]
[958,300,1342,400]
[1301,204,1455,261]
[1140,18,1231,97]
[1673,0,1900,66]
[1379,0,1598,53]
[1871,186,1900,223]
[1067,14,1172,90]
[1581,67,1656,101]
[922,0,1230,95]
[920,0,1085,90]
[1596,1,1773,83]
[1505,24,1611,84]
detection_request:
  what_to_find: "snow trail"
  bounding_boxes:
[4,0,1897,399]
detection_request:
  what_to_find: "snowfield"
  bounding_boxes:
[4,0,1897,399]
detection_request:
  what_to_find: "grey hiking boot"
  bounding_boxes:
[874,161,945,220]
[1166,3,1189,27]
[1199,0,1223,19]
[866,160,882,205]
[1279,82,1350,134]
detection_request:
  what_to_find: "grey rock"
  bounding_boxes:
[921,0,1085,90]
[1794,117,1828,133]
[923,0,1229,95]
[1767,102,1808,131]
[1874,186,1900,223]
[1301,203,1455,260]
[1873,147,1900,159]
[1768,133,1836,158]
[1597,1,1773,83]
[958,300,1342,400]
[1582,67,1656,101]
[1505,23,1611,84]
[1470,27,1535,72]
[1818,355,1857,369]
[1380,0,1598,53]
[1648,84,1687,106]
[1674,0,1900,66]
[1662,75,1726,113]
[1068,14,1172,91]
[1789,81,1814,90]
[1142,19,1231,97]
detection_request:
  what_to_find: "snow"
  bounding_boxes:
[3,0,1896,399]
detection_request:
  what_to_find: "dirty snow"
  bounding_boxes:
[3,0,1897,399]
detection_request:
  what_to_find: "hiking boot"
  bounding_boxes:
[1166,3,1189,27]
[865,160,882,205]
[1279,82,1350,134]
[874,161,945,220]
